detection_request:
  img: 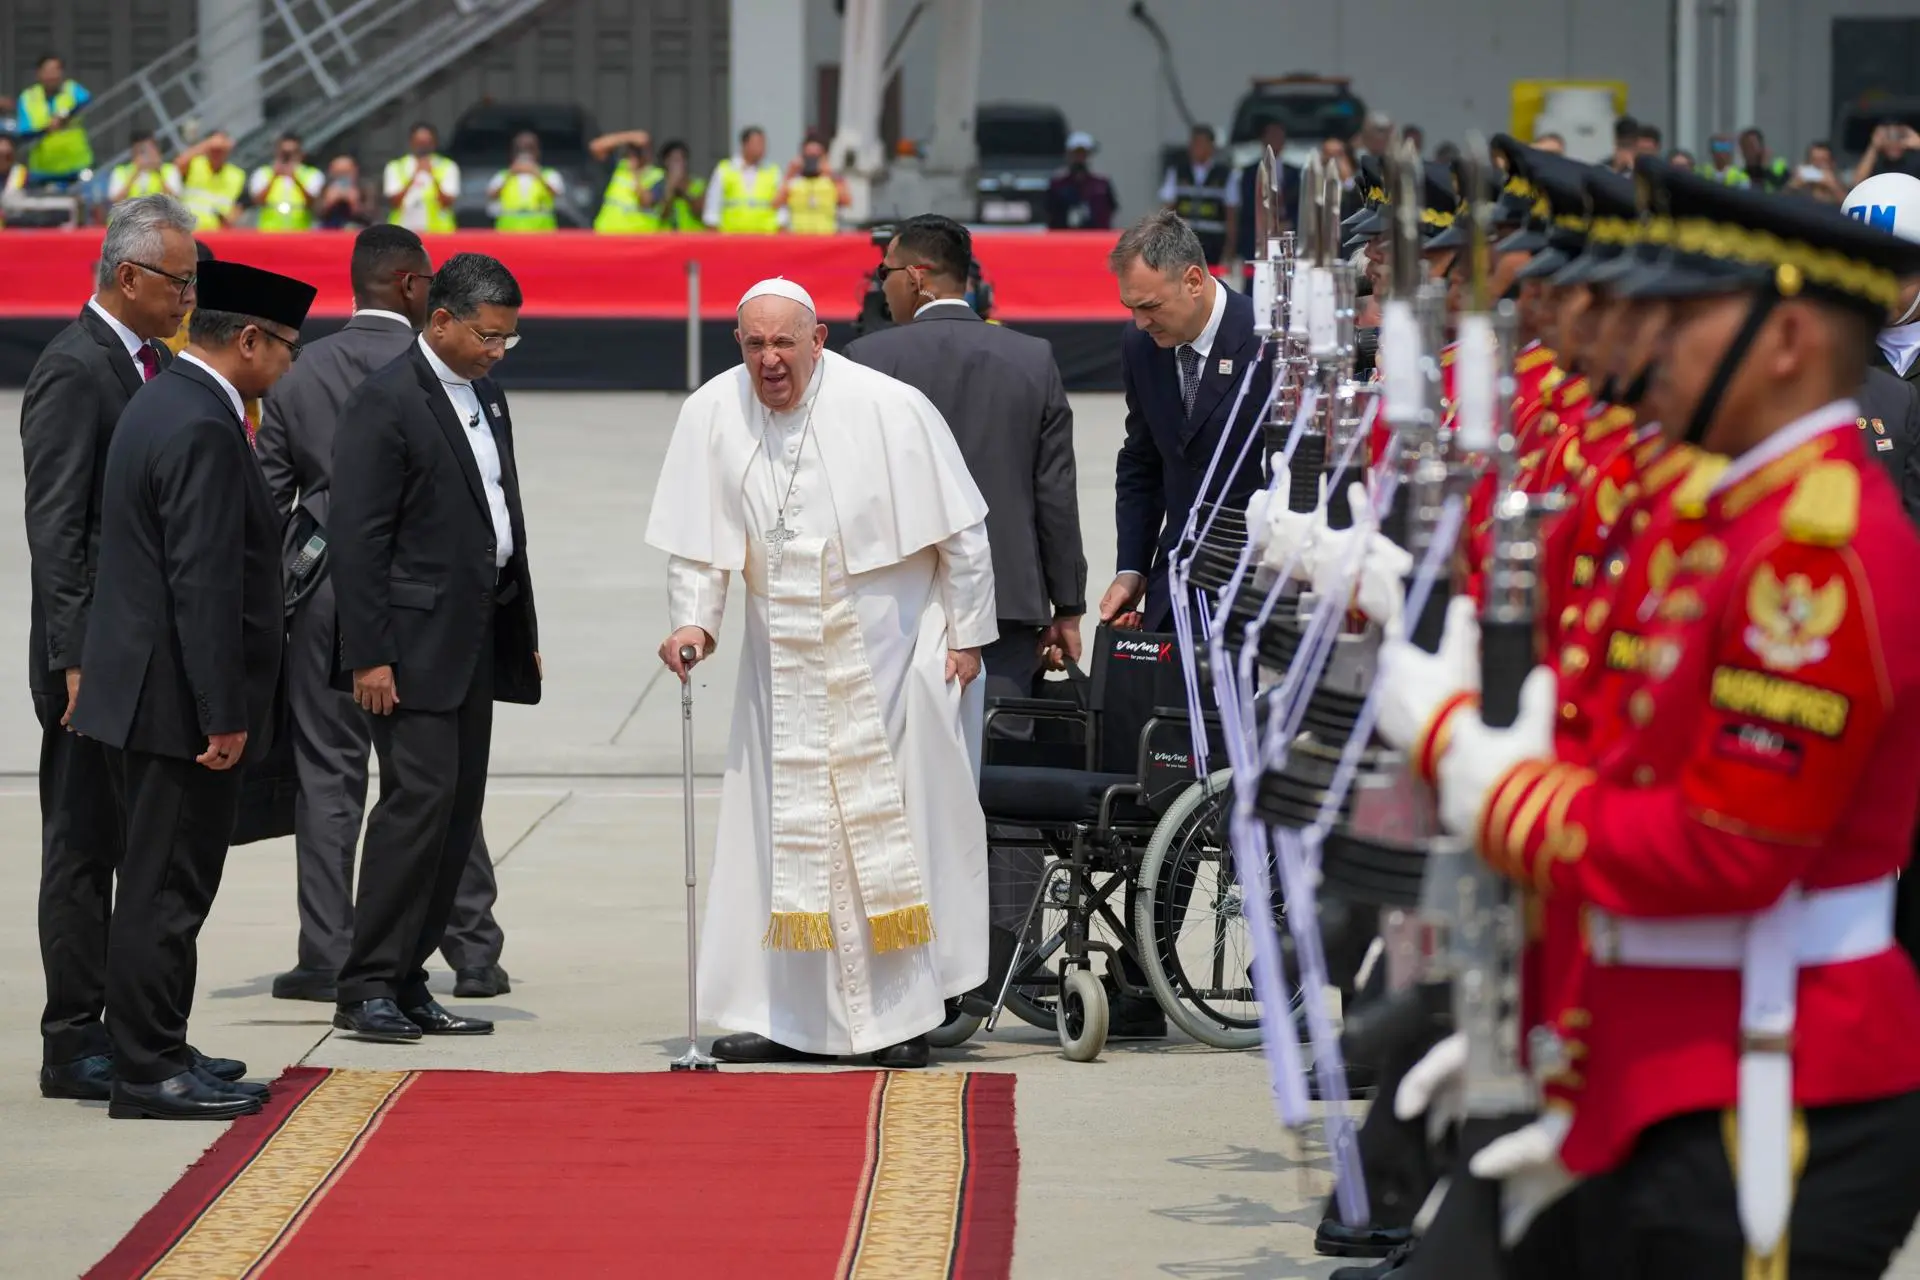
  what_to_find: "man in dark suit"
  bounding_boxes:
[72,260,315,1120]
[329,252,541,1044]
[1099,209,1270,631]
[1859,368,1920,519]
[844,213,1086,693]
[19,193,198,1102]
[254,227,512,1004]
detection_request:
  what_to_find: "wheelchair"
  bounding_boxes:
[935,623,1283,1062]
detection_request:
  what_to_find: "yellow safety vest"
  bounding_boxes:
[112,163,178,200]
[716,160,780,234]
[494,169,559,231]
[182,155,245,230]
[253,166,322,231]
[386,154,458,233]
[785,175,840,235]
[667,178,706,231]
[595,164,663,233]
[20,82,92,177]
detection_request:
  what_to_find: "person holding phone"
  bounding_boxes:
[777,135,848,235]
[1854,121,1920,185]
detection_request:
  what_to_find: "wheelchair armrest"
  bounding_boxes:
[986,697,1088,718]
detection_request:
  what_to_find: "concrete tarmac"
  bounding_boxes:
[0,387,1913,1279]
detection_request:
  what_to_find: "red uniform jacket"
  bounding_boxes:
[1477,417,1920,1175]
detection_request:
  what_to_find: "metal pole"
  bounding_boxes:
[1676,0,1700,153]
[671,645,719,1072]
[686,260,702,392]
[1733,0,1758,137]
[1707,0,1725,140]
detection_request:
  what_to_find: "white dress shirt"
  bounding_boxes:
[351,308,412,326]
[175,350,248,423]
[1878,320,1920,380]
[1184,277,1229,362]
[418,336,514,568]
[913,297,975,319]
[86,298,150,372]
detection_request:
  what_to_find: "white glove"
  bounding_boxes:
[1306,478,1367,603]
[1244,485,1273,553]
[1258,462,1316,580]
[1468,1107,1580,1248]
[1375,596,1482,753]
[1394,1030,1468,1144]
[1435,665,1558,841]
[1352,528,1414,632]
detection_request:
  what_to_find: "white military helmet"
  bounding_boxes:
[1845,172,1920,324]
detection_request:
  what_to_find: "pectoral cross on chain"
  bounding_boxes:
[764,517,798,568]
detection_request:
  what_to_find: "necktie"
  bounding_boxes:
[136,345,159,383]
[1178,343,1202,415]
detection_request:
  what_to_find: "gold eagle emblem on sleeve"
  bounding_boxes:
[1742,564,1847,672]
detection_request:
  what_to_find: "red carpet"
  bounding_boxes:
[87,1067,1018,1280]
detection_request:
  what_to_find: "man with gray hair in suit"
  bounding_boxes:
[844,213,1086,1018]
[255,225,511,1006]
[21,194,199,1102]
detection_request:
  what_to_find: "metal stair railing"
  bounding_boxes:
[73,0,551,177]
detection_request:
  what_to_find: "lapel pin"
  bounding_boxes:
[489,402,501,417]
[1217,358,1233,376]
[1877,438,1894,452]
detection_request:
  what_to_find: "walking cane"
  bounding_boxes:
[671,644,719,1072]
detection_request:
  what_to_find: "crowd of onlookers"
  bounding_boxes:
[8,47,1920,238]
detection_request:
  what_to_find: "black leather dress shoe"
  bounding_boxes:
[272,966,338,1002]
[710,1032,835,1064]
[453,964,511,998]
[1315,1218,1412,1258]
[333,998,423,1043]
[871,1036,931,1069]
[40,1053,114,1101]
[109,1071,263,1121]
[188,1046,247,1082]
[402,1000,494,1036]
[1330,1240,1415,1278]
[193,1066,269,1102]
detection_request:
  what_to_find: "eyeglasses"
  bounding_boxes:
[256,327,302,361]
[396,269,435,290]
[459,317,520,351]
[123,260,196,301]
[876,263,929,281]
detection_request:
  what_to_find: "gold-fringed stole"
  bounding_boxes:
[145,1070,414,1280]
[1720,1106,1811,1280]
[763,910,835,951]
[842,1073,970,1280]
[867,904,935,954]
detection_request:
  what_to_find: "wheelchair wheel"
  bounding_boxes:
[927,1004,982,1049]
[1058,968,1109,1062]
[1134,769,1270,1050]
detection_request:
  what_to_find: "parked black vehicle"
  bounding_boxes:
[974,103,1068,229]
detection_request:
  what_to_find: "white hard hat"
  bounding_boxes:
[1843,172,1920,244]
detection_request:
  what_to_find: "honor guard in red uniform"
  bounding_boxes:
[1426,157,1920,1279]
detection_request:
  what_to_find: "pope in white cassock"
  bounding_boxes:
[647,278,998,1069]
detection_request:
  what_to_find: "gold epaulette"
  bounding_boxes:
[1516,345,1555,374]
[1722,440,1831,518]
[1540,367,1567,395]
[1583,405,1636,443]
[1672,454,1732,518]
[1440,344,1458,367]
[1781,460,1859,547]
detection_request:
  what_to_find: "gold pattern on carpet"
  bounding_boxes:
[145,1070,412,1279]
[845,1073,969,1279]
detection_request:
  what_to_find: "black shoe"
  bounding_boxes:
[452,964,511,998]
[1315,1218,1413,1259]
[1330,1241,1415,1279]
[108,1071,263,1121]
[333,998,424,1043]
[1108,993,1168,1040]
[40,1053,114,1102]
[192,1066,270,1102]
[188,1046,247,1082]
[872,1036,931,1069]
[710,1032,836,1065]
[272,966,338,1002]
[402,1000,494,1036]
[1307,1062,1379,1101]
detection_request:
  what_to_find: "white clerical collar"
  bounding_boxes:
[87,298,146,362]
[914,297,974,318]
[1185,277,1228,361]
[1879,320,1920,379]
[176,350,248,424]
[418,333,471,387]
[1709,398,1859,495]
[354,308,412,326]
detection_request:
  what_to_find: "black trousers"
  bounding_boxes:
[34,691,125,1065]
[1513,1090,1920,1280]
[103,747,243,1084]
[336,649,493,1007]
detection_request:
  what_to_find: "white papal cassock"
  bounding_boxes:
[645,349,998,1055]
